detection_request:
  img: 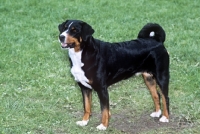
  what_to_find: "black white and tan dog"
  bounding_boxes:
[58,20,170,130]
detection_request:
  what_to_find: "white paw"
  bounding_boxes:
[159,116,169,122]
[150,109,161,118]
[96,124,107,130]
[76,120,89,126]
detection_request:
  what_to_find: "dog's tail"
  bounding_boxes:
[137,23,166,43]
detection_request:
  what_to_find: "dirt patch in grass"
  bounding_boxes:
[74,110,195,134]
[109,111,195,134]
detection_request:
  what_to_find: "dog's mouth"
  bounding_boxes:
[61,43,75,49]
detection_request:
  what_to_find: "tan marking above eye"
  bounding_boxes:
[71,27,77,32]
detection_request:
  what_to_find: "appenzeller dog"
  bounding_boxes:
[58,20,170,130]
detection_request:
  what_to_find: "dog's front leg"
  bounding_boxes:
[96,89,110,130]
[76,84,92,127]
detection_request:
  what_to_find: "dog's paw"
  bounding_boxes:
[76,120,89,126]
[159,116,169,122]
[96,124,107,130]
[150,109,161,118]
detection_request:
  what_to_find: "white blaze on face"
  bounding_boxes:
[60,22,74,43]
[60,31,67,38]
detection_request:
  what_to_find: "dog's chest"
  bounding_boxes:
[68,49,92,89]
[69,49,84,69]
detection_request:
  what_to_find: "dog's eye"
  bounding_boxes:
[71,27,79,33]
[72,29,77,32]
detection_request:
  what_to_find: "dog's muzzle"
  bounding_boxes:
[59,35,65,43]
[61,43,75,49]
[59,35,75,49]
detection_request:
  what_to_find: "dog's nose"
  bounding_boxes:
[59,35,65,42]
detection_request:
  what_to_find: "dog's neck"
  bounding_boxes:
[68,48,83,67]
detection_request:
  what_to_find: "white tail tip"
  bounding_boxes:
[150,31,155,37]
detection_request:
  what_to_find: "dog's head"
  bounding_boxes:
[58,20,94,52]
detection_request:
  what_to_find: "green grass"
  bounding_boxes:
[1,0,200,133]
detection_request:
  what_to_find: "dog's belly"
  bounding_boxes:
[106,70,136,86]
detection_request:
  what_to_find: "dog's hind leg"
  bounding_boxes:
[96,88,110,130]
[76,84,92,126]
[156,71,170,123]
[142,73,162,118]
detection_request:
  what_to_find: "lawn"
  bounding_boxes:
[0,0,200,133]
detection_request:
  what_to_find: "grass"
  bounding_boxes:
[0,0,200,133]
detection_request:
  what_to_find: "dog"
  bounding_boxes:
[58,20,170,130]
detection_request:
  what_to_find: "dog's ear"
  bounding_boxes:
[81,22,94,41]
[58,20,69,32]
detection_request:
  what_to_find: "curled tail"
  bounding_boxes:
[137,23,166,43]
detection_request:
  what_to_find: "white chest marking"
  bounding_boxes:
[68,49,92,89]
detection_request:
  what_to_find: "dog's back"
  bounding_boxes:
[91,23,167,85]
